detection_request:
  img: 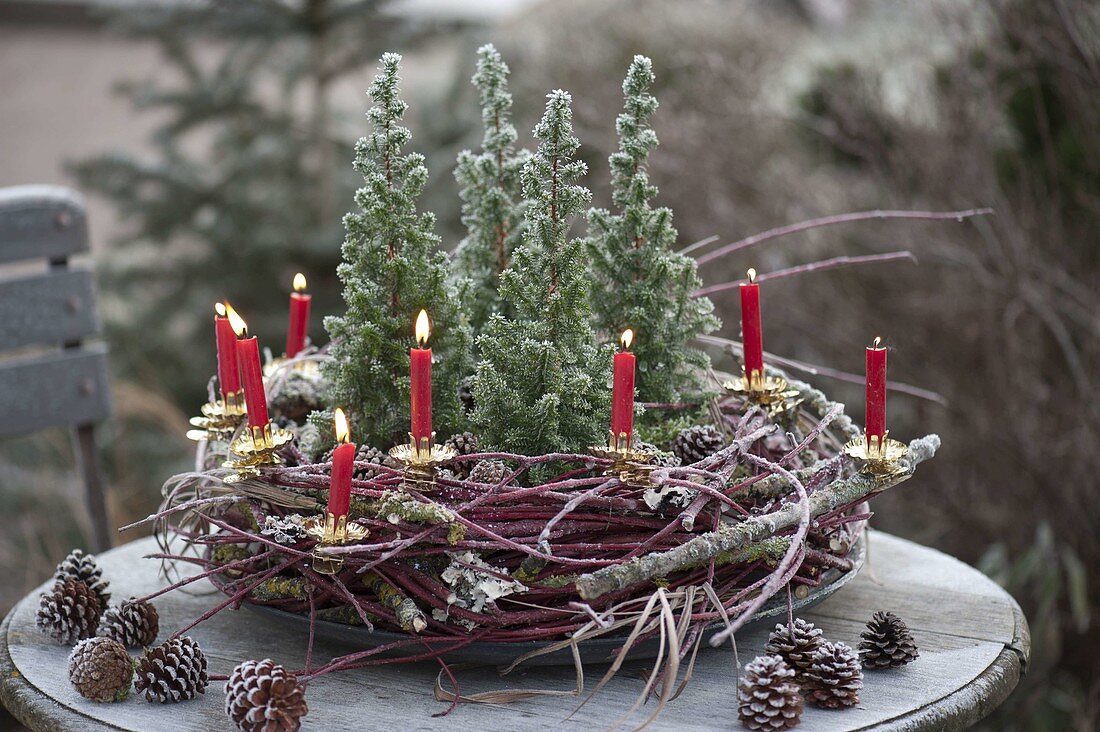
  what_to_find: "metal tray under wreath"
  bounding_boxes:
[241,534,864,667]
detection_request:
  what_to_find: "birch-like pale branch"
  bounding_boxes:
[574,435,940,601]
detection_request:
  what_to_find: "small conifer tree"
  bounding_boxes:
[473,90,611,454]
[587,56,720,404]
[323,53,471,448]
[452,44,530,334]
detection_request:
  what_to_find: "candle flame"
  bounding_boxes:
[333,407,350,443]
[293,272,307,292]
[621,328,634,350]
[214,302,226,317]
[872,336,883,349]
[224,302,247,338]
[415,309,430,347]
[746,268,757,284]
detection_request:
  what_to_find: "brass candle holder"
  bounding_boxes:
[589,431,657,487]
[843,432,909,479]
[186,391,247,442]
[222,421,295,484]
[303,512,370,575]
[723,368,802,417]
[388,432,457,489]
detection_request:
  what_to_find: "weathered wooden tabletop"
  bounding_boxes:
[1,532,1028,731]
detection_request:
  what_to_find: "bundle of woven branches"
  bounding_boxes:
[130,366,936,707]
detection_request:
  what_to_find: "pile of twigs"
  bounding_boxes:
[126,366,936,717]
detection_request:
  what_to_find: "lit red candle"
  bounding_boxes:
[740,268,764,387]
[285,272,311,358]
[214,302,240,399]
[410,310,432,447]
[865,336,887,443]
[225,304,269,429]
[611,329,636,448]
[328,408,354,520]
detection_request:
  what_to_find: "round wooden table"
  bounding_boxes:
[2,532,1028,731]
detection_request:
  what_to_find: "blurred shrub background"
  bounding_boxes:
[1,1,1096,729]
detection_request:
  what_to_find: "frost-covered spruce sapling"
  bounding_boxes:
[323,53,472,447]
[452,44,530,334]
[473,90,611,455]
[586,56,719,404]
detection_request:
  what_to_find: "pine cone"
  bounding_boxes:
[634,440,682,468]
[99,598,159,648]
[225,659,308,732]
[859,611,919,669]
[36,579,102,645]
[671,424,726,464]
[803,641,863,709]
[352,444,396,481]
[737,654,804,730]
[468,459,510,485]
[322,444,394,480]
[443,431,480,478]
[68,637,132,702]
[135,636,209,703]
[764,618,825,676]
[54,549,110,609]
[458,375,475,413]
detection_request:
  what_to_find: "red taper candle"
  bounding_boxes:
[410,310,433,446]
[214,302,240,398]
[740,268,764,386]
[611,329,636,448]
[865,336,887,440]
[328,408,354,520]
[225,304,269,429]
[285,272,311,358]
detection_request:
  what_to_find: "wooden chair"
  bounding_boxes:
[0,185,112,550]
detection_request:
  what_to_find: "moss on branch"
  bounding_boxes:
[363,572,427,632]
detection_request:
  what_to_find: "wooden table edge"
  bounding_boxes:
[871,593,1030,731]
[1,536,1032,731]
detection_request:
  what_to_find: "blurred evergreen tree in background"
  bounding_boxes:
[71,0,444,405]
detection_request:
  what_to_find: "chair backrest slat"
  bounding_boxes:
[0,185,88,265]
[0,345,111,437]
[0,185,111,437]
[0,269,101,349]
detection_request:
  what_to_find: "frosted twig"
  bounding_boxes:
[694,207,993,265]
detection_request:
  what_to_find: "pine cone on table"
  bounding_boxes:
[859,610,919,669]
[135,636,209,703]
[98,598,159,648]
[468,459,511,485]
[671,424,726,464]
[803,641,863,709]
[443,431,480,478]
[458,375,476,413]
[36,579,102,645]
[68,637,132,702]
[54,548,111,609]
[764,618,825,676]
[737,654,803,730]
[225,659,308,732]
